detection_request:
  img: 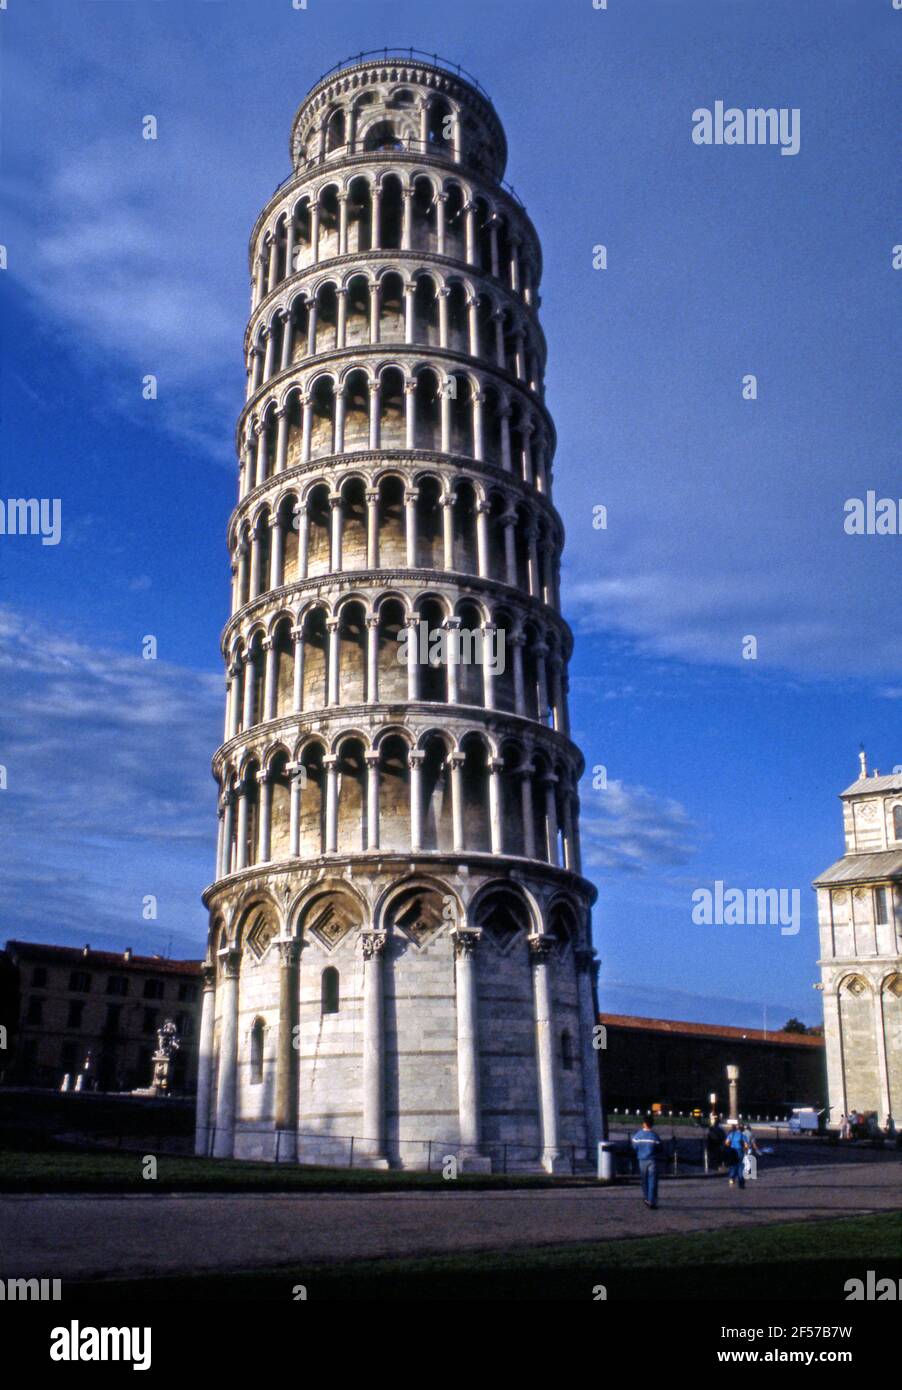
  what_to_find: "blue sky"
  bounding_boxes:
[1,0,898,1028]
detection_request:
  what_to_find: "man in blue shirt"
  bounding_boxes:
[630,1114,664,1208]
[724,1122,749,1188]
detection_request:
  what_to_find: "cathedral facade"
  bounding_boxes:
[813,755,902,1125]
[195,56,603,1170]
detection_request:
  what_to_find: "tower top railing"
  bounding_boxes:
[313,49,493,103]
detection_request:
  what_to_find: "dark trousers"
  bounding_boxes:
[639,1159,659,1205]
[727,1153,745,1187]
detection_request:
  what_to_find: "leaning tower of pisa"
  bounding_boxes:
[195,53,603,1171]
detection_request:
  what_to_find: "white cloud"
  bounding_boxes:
[579,778,698,875]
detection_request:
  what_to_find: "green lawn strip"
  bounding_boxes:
[69,1213,901,1302]
[0,1147,584,1193]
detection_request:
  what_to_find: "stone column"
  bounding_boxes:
[467,295,480,356]
[404,282,416,341]
[440,384,452,453]
[369,380,382,449]
[291,626,304,712]
[404,488,418,567]
[520,765,536,859]
[323,754,338,852]
[435,192,447,254]
[405,379,417,449]
[220,791,235,876]
[449,751,465,852]
[241,657,255,731]
[334,388,347,454]
[297,503,310,576]
[401,187,414,250]
[336,287,348,348]
[194,964,217,1155]
[365,752,380,850]
[288,762,302,857]
[409,750,424,852]
[576,946,604,1151]
[262,637,277,721]
[274,937,301,1157]
[269,512,285,589]
[213,948,241,1158]
[329,492,343,573]
[371,186,382,249]
[452,927,483,1155]
[444,617,461,703]
[529,934,565,1173]
[326,618,340,705]
[502,512,517,585]
[227,662,242,740]
[369,280,381,345]
[257,769,272,863]
[475,501,490,578]
[337,193,349,255]
[249,345,263,395]
[274,408,290,474]
[510,633,526,715]
[284,219,296,280]
[488,757,503,854]
[441,493,455,570]
[366,615,380,703]
[248,522,262,598]
[472,390,485,462]
[306,299,318,355]
[499,404,512,472]
[464,201,476,264]
[876,988,892,1123]
[482,623,497,711]
[235,781,249,870]
[310,200,321,262]
[254,420,268,488]
[361,930,388,1163]
[262,324,276,381]
[437,286,450,348]
[544,774,560,866]
[266,235,279,295]
[406,616,420,701]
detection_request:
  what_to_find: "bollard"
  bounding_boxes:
[597,1141,617,1183]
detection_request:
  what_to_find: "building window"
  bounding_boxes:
[143,1008,158,1034]
[107,975,128,996]
[250,1018,265,1084]
[894,805,902,842]
[68,971,91,992]
[143,979,165,1000]
[561,1029,574,1071]
[177,982,197,1003]
[875,886,889,926]
[104,1004,122,1031]
[321,967,340,1015]
[32,966,47,988]
[61,1041,78,1068]
[25,996,44,1025]
[66,1001,84,1028]
[175,1012,193,1038]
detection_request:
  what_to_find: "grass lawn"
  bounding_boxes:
[68,1213,901,1301]
[0,1145,583,1193]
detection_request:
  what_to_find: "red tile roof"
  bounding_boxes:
[598,1012,824,1048]
[5,940,202,976]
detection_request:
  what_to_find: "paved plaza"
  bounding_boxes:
[1,1157,898,1284]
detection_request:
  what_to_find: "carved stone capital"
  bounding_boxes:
[452,927,482,959]
[527,933,555,964]
[361,929,388,961]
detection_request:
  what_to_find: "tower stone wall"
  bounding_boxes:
[813,755,902,1127]
[196,56,602,1171]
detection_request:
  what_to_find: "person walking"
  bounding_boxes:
[630,1113,664,1209]
[724,1121,749,1189]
